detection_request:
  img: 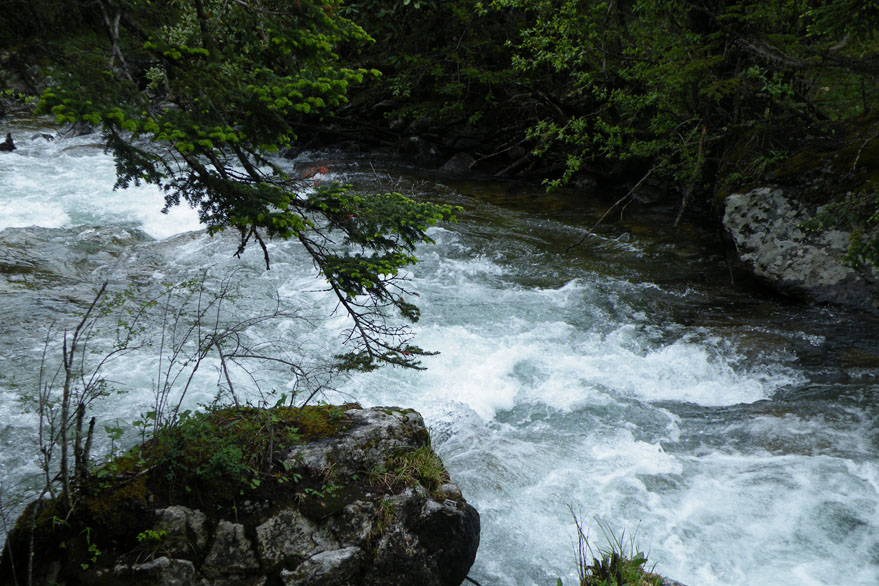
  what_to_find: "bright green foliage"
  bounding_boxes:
[38,0,372,242]
[30,0,458,369]
[134,528,169,562]
[107,405,356,499]
[299,183,457,369]
[143,406,306,490]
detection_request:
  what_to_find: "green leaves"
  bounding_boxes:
[491,0,879,197]
[306,185,459,250]
[320,252,417,300]
[38,0,374,167]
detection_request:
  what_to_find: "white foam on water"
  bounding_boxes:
[649,452,879,586]
[0,132,201,238]
[599,336,800,405]
[427,395,879,586]
[0,198,70,230]
[588,430,684,479]
[723,411,877,460]
[365,273,799,418]
[410,405,687,586]
[1,145,877,585]
[319,242,877,586]
[846,460,879,497]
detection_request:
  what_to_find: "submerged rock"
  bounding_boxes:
[439,152,476,175]
[723,187,879,310]
[0,132,14,151]
[0,405,480,586]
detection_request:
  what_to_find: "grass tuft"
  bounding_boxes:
[563,512,664,586]
[369,444,450,498]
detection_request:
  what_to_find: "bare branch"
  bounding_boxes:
[565,168,654,253]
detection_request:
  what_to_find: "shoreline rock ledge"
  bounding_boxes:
[0,405,480,586]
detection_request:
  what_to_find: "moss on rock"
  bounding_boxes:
[0,404,478,586]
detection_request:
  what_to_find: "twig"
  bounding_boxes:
[0,484,19,586]
[494,152,532,177]
[851,128,879,174]
[473,136,529,164]
[97,0,134,81]
[565,168,653,253]
[675,125,707,227]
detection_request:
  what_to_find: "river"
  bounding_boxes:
[1,122,877,585]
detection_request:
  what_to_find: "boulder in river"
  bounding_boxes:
[723,186,879,310]
[439,152,476,175]
[0,132,14,151]
[0,404,480,586]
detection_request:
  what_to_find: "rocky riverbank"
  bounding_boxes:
[0,405,480,586]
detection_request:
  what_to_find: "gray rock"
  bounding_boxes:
[284,407,429,474]
[439,152,476,175]
[404,135,438,162]
[120,557,199,586]
[255,510,338,570]
[328,500,376,544]
[280,546,363,586]
[437,483,462,501]
[154,505,210,557]
[723,187,879,310]
[281,408,479,586]
[417,497,481,586]
[203,520,260,577]
[371,524,438,586]
[360,488,479,586]
[0,133,14,152]
[5,407,479,586]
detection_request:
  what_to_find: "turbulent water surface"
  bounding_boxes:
[1,121,878,585]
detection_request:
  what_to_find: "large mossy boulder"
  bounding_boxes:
[0,405,479,586]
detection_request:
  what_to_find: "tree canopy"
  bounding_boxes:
[339,0,879,260]
[490,0,879,191]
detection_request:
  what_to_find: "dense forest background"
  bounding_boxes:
[2,0,879,259]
